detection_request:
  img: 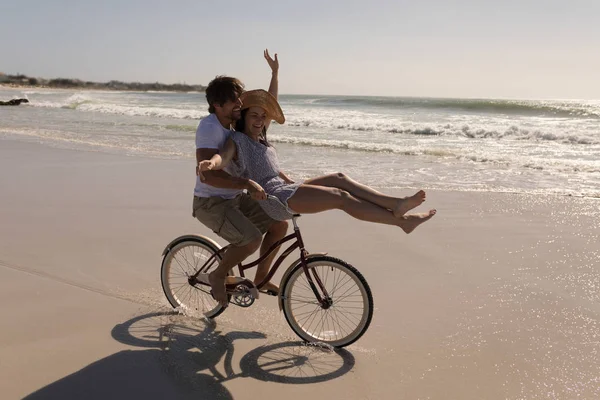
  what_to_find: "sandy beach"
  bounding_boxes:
[1,138,599,399]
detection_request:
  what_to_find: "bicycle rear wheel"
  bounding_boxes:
[161,237,229,319]
[281,256,373,348]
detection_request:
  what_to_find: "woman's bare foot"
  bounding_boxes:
[208,271,229,308]
[398,209,437,234]
[393,190,426,217]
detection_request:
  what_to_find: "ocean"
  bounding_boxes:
[1,87,599,197]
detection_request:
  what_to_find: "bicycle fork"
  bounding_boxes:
[294,219,332,309]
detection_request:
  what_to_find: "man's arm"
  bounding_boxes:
[196,148,267,200]
[197,139,237,180]
[195,120,247,189]
[196,148,248,190]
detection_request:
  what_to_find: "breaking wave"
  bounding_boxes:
[285,119,599,145]
[31,94,207,119]
[305,96,600,118]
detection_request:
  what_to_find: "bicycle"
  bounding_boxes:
[161,197,373,348]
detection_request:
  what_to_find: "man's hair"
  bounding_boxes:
[205,76,245,113]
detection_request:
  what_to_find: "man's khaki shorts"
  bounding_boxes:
[192,193,276,247]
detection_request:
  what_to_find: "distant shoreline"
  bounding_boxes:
[0,74,206,93]
[0,83,204,94]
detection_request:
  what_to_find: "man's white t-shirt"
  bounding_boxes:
[194,113,242,199]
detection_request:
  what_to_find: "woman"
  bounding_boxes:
[198,89,436,233]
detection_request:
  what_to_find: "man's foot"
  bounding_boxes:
[258,281,279,295]
[225,276,247,286]
[196,274,244,287]
[393,190,426,217]
[398,209,437,234]
[208,272,229,308]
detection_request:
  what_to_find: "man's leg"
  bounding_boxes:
[209,237,261,307]
[193,195,264,307]
[255,220,288,292]
[239,193,289,293]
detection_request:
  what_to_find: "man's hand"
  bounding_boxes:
[264,49,278,74]
[246,180,267,200]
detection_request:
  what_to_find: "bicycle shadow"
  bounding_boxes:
[113,310,356,385]
[24,310,355,399]
[23,347,226,400]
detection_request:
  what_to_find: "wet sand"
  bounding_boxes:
[1,138,599,399]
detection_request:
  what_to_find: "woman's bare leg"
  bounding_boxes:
[287,184,436,234]
[303,173,425,216]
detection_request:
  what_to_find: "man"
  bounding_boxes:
[192,50,286,307]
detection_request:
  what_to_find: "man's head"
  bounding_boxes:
[205,76,245,123]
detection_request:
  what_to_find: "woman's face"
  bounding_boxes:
[244,106,268,137]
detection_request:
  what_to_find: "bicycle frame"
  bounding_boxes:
[193,216,330,306]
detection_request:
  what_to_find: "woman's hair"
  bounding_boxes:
[205,76,244,113]
[235,108,271,147]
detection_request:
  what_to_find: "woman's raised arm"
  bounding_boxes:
[264,49,279,131]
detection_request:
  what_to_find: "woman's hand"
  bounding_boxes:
[245,179,267,200]
[283,177,295,184]
[264,49,278,74]
[278,171,294,184]
[197,160,215,181]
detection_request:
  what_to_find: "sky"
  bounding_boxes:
[1,0,599,99]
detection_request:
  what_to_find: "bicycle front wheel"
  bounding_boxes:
[161,237,229,319]
[281,256,373,348]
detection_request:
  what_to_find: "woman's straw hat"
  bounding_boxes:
[240,89,285,124]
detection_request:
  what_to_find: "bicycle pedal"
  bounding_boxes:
[259,289,278,297]
[225,278,259,300]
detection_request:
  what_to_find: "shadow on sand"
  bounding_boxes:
[24,310,355,399]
